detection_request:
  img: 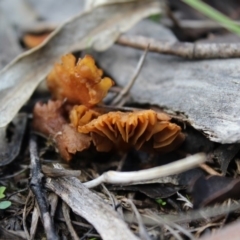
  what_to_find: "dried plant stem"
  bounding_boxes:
[23,192,31,240]
[111,45,148,106]
[29,134,59,240]
[145,210,195,240]
[84,153,206,188]
[199,163,222,176]
[62,202,79,240]
[117,35,240,59]
[124,199,151,240]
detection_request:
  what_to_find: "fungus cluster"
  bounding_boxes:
[33,54,185,161]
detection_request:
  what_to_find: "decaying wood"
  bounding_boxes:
[117,35,240,59]
[29,134,59,240]
[45,165,140,240]
[42,165,81,178]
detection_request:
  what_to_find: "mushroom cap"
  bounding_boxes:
[47,54,114,107]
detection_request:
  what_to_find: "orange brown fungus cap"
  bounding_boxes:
[73,109,185,152]
[33,100,91,161]
[47,54,114,107]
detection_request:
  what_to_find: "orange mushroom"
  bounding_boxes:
[71,109,185,152]
[47,54,114,107]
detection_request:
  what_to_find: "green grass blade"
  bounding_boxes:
[182,0,240,35]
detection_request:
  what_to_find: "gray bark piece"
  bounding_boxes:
[45,175,140,240]
[93,22,240,143]
[0,10,22,69]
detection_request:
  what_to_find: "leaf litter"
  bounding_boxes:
[1,0,240,240]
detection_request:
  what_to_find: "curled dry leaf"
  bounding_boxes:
[33,100,91,161]
[47,54,114,106]
[71,108,185,152]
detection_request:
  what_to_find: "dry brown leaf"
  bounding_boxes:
[72,109,185,152]
[47,54,114,106]
[33,100,91,161]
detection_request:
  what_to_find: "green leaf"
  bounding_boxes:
[0,201,11,209]
[0,186,6,199]
[183,0,240,36]
[155,198,166,206]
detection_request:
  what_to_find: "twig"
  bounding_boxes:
[83,153,206,188]
[199,163,222,176]
[117,35,240,59]
[0,165,28,180]
[23,191,32,240]
[111,45,149,106]
[42,165,81,178]
[57,218,91,229]
[29,134,59,240]
[124,199,151,240]
[145,210,195,240]
[30,205,39,240]
[7,187,29,200]
[62,202,79,240]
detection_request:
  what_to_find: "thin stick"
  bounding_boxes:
[199,163,222,176]
[125,199,151,240]
[29,134,59,240]
[84,153,206,188]
[22,192,31,240]
[62,202,79,240]
[117,34,240,59]
[111,45,149,106]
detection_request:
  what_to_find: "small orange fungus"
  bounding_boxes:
[71,109,185,152]
[47,54,114,107]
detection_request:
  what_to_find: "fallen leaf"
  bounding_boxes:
[191,175,240,208]
[0,114,27,166]
[0,0,160,129]
[0,9,21,69]
[209,144,240,175]
[93,19,240,144]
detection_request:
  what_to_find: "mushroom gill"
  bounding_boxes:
[72,109,185,152]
